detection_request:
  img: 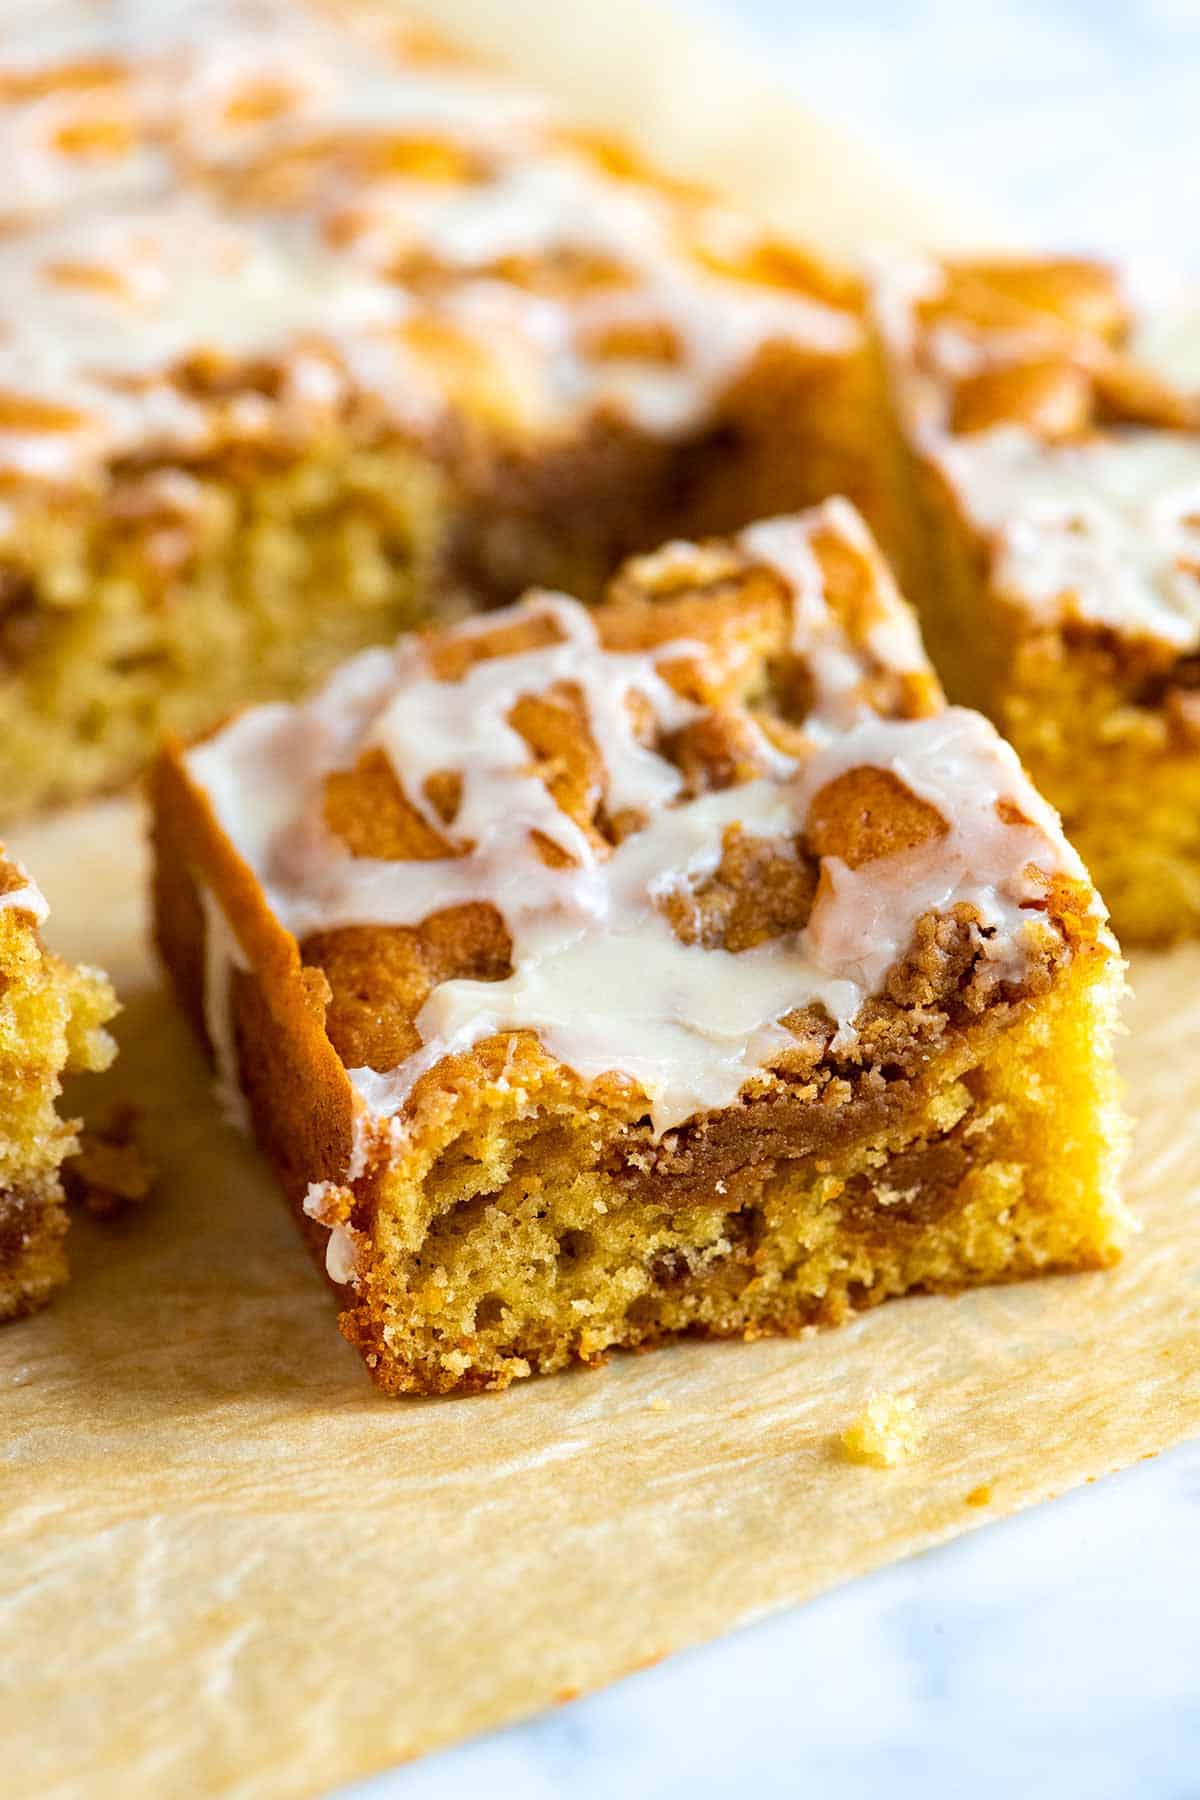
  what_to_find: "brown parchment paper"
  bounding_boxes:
[5,809,1200,1800]
[3,10,1199,1795]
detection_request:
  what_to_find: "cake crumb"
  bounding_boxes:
[965,1483,992,1507]
[63,1104,156,1219]
[841,1392,925,1468]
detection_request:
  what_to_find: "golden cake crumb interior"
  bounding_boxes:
[841,1392,926,1468]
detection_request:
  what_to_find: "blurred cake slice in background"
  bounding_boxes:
[152,501,1128,1394]
[0,0,889,818]
[873,254,1200,941]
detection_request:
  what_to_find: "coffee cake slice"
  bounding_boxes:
[152,501,1128,1394]
[0,852,117,1320]
[0,0,881,819]
[874,254,1200,942]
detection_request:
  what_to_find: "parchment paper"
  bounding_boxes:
[3,9,1199,1795]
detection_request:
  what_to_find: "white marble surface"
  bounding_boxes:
[349,1438,1200,1800]
[344,5,1200,1794]
[690,0,1200,269]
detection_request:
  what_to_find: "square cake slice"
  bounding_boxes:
[0,852,117,1319]
[152,500,1128,1395]
[873,254,1200,942]
[0,0,881,821]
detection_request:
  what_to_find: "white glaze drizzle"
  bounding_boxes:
[741,500,929,732]
[0,195,424,489]
[302,1181,360,1285]
[0,0,855,510]
[938,427,1200,651]
[186,511,1089,1150]
[0,0,550,219]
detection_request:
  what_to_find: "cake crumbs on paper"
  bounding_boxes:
[841,1391,925,1469]
[62,1103,157,1219]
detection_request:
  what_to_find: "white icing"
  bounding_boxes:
[741,500,929,731]
[0,0,855,502]
[938,427,1200,651]
[186,512,1088,1144]
[0,856,49,925]
[0,196,423,485]
[0,0,551,219]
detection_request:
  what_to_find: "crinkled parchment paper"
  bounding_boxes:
[3,9,1198,1795]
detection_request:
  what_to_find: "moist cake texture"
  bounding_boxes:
[0,851,117,1319]
[875,255,1200,942]
[0,0,881,818]
[152,502,1128,1394]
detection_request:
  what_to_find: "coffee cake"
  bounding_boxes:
[152,502,1127,1393]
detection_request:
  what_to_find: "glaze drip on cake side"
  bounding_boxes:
[187,506,1090,1146]
[741,508,930,729]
